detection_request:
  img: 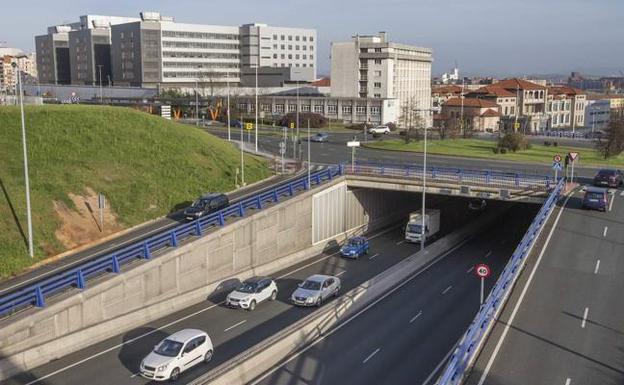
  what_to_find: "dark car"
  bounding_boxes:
[184,193,229,221]
[310,133,329,143]
[593,169,623,188]
[582,187,608,211]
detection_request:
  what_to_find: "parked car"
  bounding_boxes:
[340,236,369,259]
[184,193,229,221]
[593,169,623,188]
[582,187,608,211]
[226,277,278,311]
[140,329,213,382]
[468,199,487,211]
[310,132,329,142]
[368,126,391,135]
[291,274,341,307]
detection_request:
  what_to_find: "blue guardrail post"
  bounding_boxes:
[35,286,45,308]
[76,270,86,289]
[112,255,120,273]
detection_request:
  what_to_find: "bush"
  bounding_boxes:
[544,141,551,147]
[346,123,366,131]
[278,112,327,128]
[553,141,558,147]
[386,122,397,131]
[398,130,407,136]
[492,147,501,154]
[498,132,529,152]
[500,147,508,154]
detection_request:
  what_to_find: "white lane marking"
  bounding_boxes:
[620,190,624,197]
[24,225,399,385]
[603,226,608,237]
[565,378,571,385]
[594,259,601,274]
[421,344,457,385]
[336,270,347,277]
[467,266,475,274]
[130,372,140,378]
[396,240,405,245]
[477,192,573,385]
[368,253,380,260]
[362,348,380,364]
[609,195,615,211]
[484,250,492,258]
[581,307,589,329]
[224,320,247,332]
[251,238,472,385]
[409,310,423,324]
[442,285,453,295]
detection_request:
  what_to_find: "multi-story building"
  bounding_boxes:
[0,49,37,91]
[546,86,586,130]
[431,85,461,114]
[35,26,73,84]
[493,78,549,132]
[466,85,517,117]
[330,32,432,126]
[585,98,611,131]
[440,97,500,132]
[110,12,316,89]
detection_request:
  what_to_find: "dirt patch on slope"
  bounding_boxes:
[53,187,123,249]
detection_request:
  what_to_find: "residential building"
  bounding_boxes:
[0,50,37,92]
[602,94,624,111]
[431,85,461,113]
[546,86,586,130]
[330,32,432,127]
[441,97,500,132]
[492,78,549,132]
[585,98,611,132]
[465,85,517,117]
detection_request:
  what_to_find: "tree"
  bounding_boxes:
[399,97,426,143]
[596,111,624,159]
[498,132,530,152]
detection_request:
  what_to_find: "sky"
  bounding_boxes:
[1,0,622,77]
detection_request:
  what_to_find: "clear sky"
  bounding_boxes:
[1,0,622,77]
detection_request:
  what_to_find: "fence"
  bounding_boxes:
[346,162,553,191]
[0,166,343,318]
[437,178,565,385]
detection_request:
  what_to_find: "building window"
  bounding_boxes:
[303,36,307,41]
[281,44,285,49]
[374,70,382,76]
[288,35,292,41]
[238,103,247,110]
[303,54,307,59]
[273,34,278,40]
[275,104,284,113]
[342,105,352,114]
[310,46,314,51]
[374,82,382,88]
[301,104,311,112]
[374,59,382,64]
[374,93,381,98]
[273,54,277,59]
[310,36,314,41]
[295,54,300,59]
[296,45,300,50]
[328,104,337,113]
[371,106,381,115]
[288,104,297,112]
[296,36,300,41]
[261,104,271,112]
[303,45,307,51]
[314,105,324,114]
[375,48,381,52]
[288,45,292,50]
[356,105,366,115]
[281,35,285,40]
[310,54,314,60]
[288,54,292,59]
[281,54,285,59]
[273,44,277,49]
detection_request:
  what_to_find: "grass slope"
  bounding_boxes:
[0,105,270,278]
[364,138,624,168]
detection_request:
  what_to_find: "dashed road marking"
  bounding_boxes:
[363,348,380,364]
[603,226,608,237]
[410,310,423,323]
[224,320,247,332]
[565,378,571,385]
[594,259,600,274]
[467,266,475,274]
[368,253,380,260]
[442,285,453,295]
[581,307,589,329]
[336,270,347,277]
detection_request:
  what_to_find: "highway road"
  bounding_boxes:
[4,197,533,385]
[0,173,307,305]
[251,203,538,385]
[464,186,624,385]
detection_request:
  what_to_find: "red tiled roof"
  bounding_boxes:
[432,85,462,94]
[548,85,585,96]
[469,85,515,98]
[480,108,500,117]
[494,78,546,90]
[311,77,330,87]
[444,97,499,108]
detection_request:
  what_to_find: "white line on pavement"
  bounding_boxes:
[485,251,492,258]
[368,253,380,260]
[620,190,624,197]
[477,192,573,385]
[581,307,589,329]
[594,259,601,274]
[603,226,608,237]
[609,195,615,211]
[130,373,140,378]
[362,348,380,364]
[224,320,247,332]
[336,270,347,277]
[565,378,571,385]
[396,240,405,245]
[442,285,453,295]
[466,266,475,274]
[410,310,423,324]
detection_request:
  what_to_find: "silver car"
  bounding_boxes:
[291,274,341,307]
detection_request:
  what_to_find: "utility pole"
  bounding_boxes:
[255,64,258,153]
[307,119,311,187]
[460,77,465,137]
[240,115,245,186]
[226,75,231,141]
[97,64,103,104]
[195,65,201,126]
[14,62,34,258]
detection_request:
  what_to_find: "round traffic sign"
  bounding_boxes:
[553,154,562,163]
[475,264,491,278]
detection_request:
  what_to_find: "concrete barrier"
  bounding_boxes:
[187,209,505,385]
[0,180,418,381]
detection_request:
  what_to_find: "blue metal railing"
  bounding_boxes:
[347,161,553,191]
[0,166,343,317]
[437,178,565,385]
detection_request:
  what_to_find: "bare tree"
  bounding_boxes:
[596,110,624,159]
[399,97,425,143]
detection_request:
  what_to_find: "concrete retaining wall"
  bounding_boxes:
[0,180,417,380]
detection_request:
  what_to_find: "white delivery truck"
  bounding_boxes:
[405,209,440,243]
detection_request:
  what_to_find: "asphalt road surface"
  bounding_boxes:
[464,185,624,385]
[5,194,523,385]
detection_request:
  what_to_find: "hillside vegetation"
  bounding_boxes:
[0,105,270,278]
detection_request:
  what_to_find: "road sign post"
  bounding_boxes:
[347,139,360,172]
[98,193,106,232]
[475,263,491,305]
[568,152,579,184]
[552,154,562,182]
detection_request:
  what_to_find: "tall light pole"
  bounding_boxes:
[415,106,433,251]
[296,79,300,160]
[97,64,103,104]
[13,62,34,258]
[255,64,258,153]
[307,119,311,187]
[240,115,245,186]
[226,74,231,141]
[195,65,201,126]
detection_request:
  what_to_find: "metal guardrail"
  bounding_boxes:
[0,166,343,318]
[437,178,565,385]
[346,162,553,191]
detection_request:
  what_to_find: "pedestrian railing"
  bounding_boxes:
[0,166,343,318]
[346,161,553,191]
[437,178,565,385]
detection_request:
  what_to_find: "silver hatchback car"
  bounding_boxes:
[291,274,341,307]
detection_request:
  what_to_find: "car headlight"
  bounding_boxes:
[306,297,315,304]
[157,363,169,372]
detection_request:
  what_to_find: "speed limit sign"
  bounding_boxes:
[475,264,491,278]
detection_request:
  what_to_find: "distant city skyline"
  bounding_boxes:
[1,0,622,78]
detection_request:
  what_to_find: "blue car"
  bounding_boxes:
[340,236,370,259]
[582,187,608,212]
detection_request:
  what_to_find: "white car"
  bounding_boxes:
[140,329,213,382]
[226,276,278,311]
[291,274,341,307]
[368,126,391,135]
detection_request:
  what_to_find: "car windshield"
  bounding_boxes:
[586,192,605,200]
[598,170,615,177]
[237,281,259,293]
[154,339,183,357]
[408,224,423,233]
[347,239,360,246]
[191,199,207,208]
[301,280,321,290]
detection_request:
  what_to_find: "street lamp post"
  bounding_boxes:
[296,79,300,159]
[13,62,34,258]
[240,116,246,186]
[195,65,201,126]
[226,75,231,141]
[255,64,258,153]
[414,106,433,251]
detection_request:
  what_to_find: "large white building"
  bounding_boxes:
[330,32,433,127]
